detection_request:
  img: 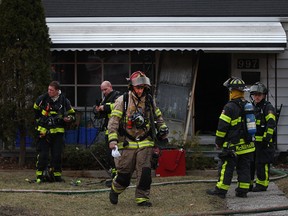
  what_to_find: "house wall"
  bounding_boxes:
[230,22,288,152]
[268,22,288,152]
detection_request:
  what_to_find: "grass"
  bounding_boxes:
[1,168,287,216]
[0,169,226,216]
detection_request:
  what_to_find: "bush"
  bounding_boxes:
[62,141,110,170]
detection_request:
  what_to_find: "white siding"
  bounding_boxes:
[232,23,288,152]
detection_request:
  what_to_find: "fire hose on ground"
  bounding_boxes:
[0,168,287,215]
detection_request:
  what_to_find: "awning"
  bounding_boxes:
[47,18,287,52]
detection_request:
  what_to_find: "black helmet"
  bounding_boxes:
[223,77,246,91]
[250,82,268,95]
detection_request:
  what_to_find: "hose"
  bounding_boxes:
[0,168,287,194]
[0,168,287,214]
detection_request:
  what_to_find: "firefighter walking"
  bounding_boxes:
[107,71,168,207]
[207,77,255,198]
[249,82,276,192]
[34,81,75,183]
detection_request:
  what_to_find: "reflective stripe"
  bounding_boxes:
[37,126,47,133]
[160,124,168,130]
[37,126,64,134]
[135,197,149,204]
[41,110,49,116]
[267,128,274,135]
[222,139,255,154]
[118,139,154,149]
[235,142,255,155]
[256,164,270,187]
[216,161,230,191]
[53,172,61,177]
[238,182,250,189]
[216,130,226,138]
[219,114,231,123]
[36,170,43,176]
[108,132,118,141]
[266,113,276,121]
[111,109,122,118]
[34,103,40,110]
[255,136,263,142]
[50,128,65,133]
[155,108,162,117]
[112,184,124,193]
[231,117,241,126]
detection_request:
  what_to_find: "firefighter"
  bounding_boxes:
[34,81,75,183]
[206,77,255,198]
[107,71,168,207]
[249,82,276,192]
[93,81,122,182]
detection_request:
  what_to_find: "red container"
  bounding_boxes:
[155,149,186,177]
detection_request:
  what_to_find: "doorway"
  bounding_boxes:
[195,53,231,135]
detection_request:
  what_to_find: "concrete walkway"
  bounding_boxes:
[227,182,288,215]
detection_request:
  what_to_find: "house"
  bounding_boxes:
[42,0,288,153]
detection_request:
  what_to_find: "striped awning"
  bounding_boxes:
[47,18,287,52]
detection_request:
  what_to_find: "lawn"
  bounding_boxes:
[0,169,226,216]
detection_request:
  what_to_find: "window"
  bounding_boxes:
[51,51,155,109]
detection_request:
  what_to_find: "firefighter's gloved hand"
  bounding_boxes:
[64,115,75,123]
[39,131,47,138]
[112,145,121,158]
[157,126,169,140]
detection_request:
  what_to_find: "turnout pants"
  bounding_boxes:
[251,150,271,189]
[36,133,64,178]
[216,152,253,193]
[112,147,153,204]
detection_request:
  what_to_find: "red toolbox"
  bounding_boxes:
[155,149,186,177]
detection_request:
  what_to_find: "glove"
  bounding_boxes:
[218,148,236,161]
[64,115,75,123]
[157,126,169,140]
[111,145,121,158]
[39,131,47,138]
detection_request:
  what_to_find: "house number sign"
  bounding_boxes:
[237,59,259,69]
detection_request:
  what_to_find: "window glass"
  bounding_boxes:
[60,86,75,107]
[101,51,129,63]
[51,64,75,84]
[131,64,155,84]
[104,64,129,84]
[77,64,102,84]
[77,51,102,63]
[131,51,155,62]
[113,86,128,95]
[77,87,102,107]
[51,51,74,62]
